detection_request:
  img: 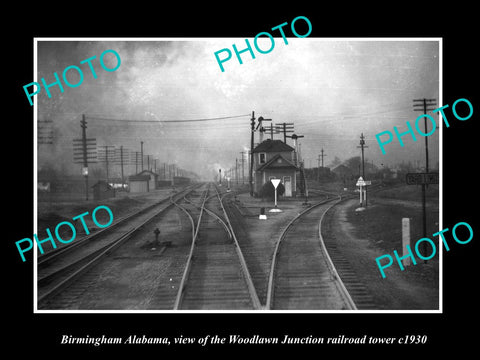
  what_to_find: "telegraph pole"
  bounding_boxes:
[98,145,115,183]
[317,148,327,182]
[269,123,276,140]
[140,141,144,171]
[357,133,368,207]
[250,111,255,197]
[317,155,321,182]
[235,158,239,185]
[120,146,125,189]
[240,151,245,184]
[275,122,294,143]
[413,98,436,260]
[81,115,89,200]
[320,148,326,168]
[413,98,437,174]
[135,152,140,174]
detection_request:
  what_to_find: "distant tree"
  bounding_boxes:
[329,156,342,168]
[343,156,362,176]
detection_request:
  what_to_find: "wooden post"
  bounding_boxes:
[402,218,411,267]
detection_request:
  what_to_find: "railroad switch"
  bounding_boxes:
[153,228,160,246]
[259,207,267,220]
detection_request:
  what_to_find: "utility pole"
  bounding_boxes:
[235,158,239,185]
[240,151,245,184]
[250,111,255,197]
[317,148,327,182]
[275,122,294,143]
[317,155,321,182]
[320,148,326,168]
[81,115,89,200]
[120,146,125,189]
[269,123,276,140]
[135,152,140,174]
[98,145,115,183]
[413,98,437,174]
[413,98,436,260]
[140,141,144,171]
[357,133,368,207]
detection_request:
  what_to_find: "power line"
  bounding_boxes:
[85,114,251,123]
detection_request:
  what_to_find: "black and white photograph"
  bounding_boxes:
[33,38,441,312]
[6,6,478,355]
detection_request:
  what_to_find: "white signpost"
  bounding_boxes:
[402,218,411,267]
[269,179,282,212]
[356,176,371,208]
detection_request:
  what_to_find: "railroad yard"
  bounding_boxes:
[32,40,441,312]
[10,10,480,358]
[36,180,439,311]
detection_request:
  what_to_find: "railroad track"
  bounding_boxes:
[266,195,358,310]
[173,184,260,310]
[37,184,201,309]
[263,182,392,310]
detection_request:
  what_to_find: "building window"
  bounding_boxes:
[259,153,266,164]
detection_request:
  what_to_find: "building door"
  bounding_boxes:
[283,176,292,197]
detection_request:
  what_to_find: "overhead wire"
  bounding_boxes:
[85,113,251,123]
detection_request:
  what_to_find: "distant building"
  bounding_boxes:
[128,174,151,193]
[92,180,115,200]
[252,139,299,197]
[157,179,173,187]
[173,176,190,186]
[136,170,158,191]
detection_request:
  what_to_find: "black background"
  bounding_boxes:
[5,4,477,356]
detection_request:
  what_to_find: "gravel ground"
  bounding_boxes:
[47,203,191,310]
[230,191,331,305]
[36,188,176,254]
[323,197,440,310]
[41,184,439,311]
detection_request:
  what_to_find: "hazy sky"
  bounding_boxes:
[36,38,440,179]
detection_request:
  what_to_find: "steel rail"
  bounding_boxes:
[38,186,200,282]
[37,185,201,306]
[182,192,232,239]
[172,186,209,310]
[37,227,137,305]
[37,184,199,265]
[265,194,357,310]
[317,199,358,310]
[213,185,262,310]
